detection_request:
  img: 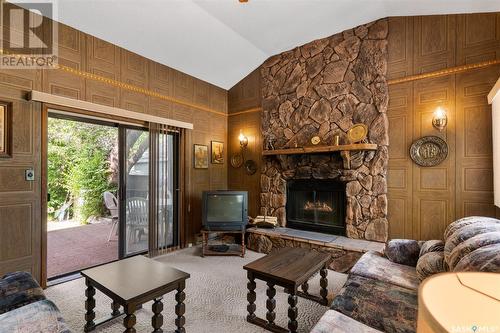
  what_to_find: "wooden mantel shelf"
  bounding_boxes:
[262,143,378,156]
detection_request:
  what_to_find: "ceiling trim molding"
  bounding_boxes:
[388,59,500,85]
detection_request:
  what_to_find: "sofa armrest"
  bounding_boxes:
[311,310,383,333]
[0,272,46,314]
[385,239,421,267]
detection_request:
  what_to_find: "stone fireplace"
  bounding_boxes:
[259,19,389,243]
[287,179,346,235]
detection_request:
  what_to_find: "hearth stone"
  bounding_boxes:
[246,227,384,273]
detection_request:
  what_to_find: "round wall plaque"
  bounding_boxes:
[230,152,243,168]
[410,136,448,167]
[244,160,257,175]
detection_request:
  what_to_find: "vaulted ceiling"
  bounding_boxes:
[19,0,500,89]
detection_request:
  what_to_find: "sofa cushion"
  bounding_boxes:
[311,310,383,333]
[444,216,499,240]
[416,252,446,281]
[419,240,444,257]
[444,221,500,265]
[385,239,421,267]
[454,243,500,272]
[447,231,500,270]
[350,251,419,291]
[332,275,418,333]
[0,299,71,333]
[0,271,46,314]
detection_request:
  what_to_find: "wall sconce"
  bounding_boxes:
[432,106,448,131]
[239,130,248,149]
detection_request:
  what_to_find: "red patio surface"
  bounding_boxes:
[47,221,118,278]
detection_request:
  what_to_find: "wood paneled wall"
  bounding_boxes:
[0,16,227,280]
[387,13,500,240]
[228,13,500,240]
[227,69,262,217]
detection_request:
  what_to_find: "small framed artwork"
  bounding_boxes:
[211,141,224,164]
[0,101,12,158]
[194,144,209,169]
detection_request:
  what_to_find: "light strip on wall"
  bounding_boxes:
[28,90,194,130]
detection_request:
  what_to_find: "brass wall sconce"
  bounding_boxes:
[432,106,448,131]
[239,130,248,149]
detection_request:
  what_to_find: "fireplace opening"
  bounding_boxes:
[286,179,346,235]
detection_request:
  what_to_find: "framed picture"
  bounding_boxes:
[0,101,12,158]
[211,141,224,164]
[193,144,209,169]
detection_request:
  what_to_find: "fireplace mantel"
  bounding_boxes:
[262,143,378,169]
[262,143,378,156]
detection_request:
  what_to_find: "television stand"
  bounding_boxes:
[201,229,245,258]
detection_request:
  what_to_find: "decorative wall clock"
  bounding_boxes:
[410,136,448,167]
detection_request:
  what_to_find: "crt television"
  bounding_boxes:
[202,191,248,231]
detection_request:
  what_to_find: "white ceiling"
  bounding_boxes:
[16,0,500,89]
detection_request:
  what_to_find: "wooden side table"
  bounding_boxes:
[243,247,331,333]
[201,229,246,258]
[81,256,190,333]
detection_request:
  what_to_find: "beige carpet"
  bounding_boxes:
[46,247,347,333]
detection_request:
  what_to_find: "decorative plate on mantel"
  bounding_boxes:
[410,136,448,167]
[347,123,368,143]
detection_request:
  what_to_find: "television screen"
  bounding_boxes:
[202,191,248,231]
[206,194,244,222]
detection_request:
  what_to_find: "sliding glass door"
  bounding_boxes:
[119,127,179,257]
[157,131,179,250]
[120,128,150,256]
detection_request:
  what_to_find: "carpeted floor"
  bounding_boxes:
[46,247,347,333]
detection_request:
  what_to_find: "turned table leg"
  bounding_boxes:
[246,272,256,322]
[320,266,329,305]
[152,298,163,333]
[288,291,298,333]
[301,281,309,295]
[266,282,276,326]
[111,300,120,316]
[84,279,96,332]
[123,304,136,333]
[175,281,186,333]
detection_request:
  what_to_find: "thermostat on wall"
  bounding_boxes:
[25,169,35,181]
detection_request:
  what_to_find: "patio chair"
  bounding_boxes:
[126,197,148,243]
[103,191,119,241]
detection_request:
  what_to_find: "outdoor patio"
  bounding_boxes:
[47,219,118,278]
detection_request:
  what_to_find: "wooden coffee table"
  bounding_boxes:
[243,247,330,333]
[81,255,190,333]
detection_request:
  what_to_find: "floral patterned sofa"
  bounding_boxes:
[311,216,500,333]
[0,271,71,332]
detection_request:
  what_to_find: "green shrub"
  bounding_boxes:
[48,118,117,223]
